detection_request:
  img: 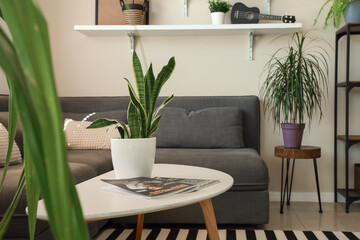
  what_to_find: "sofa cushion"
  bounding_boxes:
[0,162,97,216]
[64,119,119,150]
[67,149,113,175]
[0,112,24,156]
[0,123,22,167]
[155,148,268,191]
[154,107,244,148]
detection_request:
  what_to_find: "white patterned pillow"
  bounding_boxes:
[64,118,120,150]
[0,123,22,167]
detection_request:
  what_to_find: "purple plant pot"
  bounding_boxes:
[281,123,305,149]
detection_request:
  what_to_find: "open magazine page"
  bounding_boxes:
[101,177,219,199]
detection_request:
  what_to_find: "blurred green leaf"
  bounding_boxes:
[0,77,18,193]
[0,0,89,239]
[0,168,25,239]
[24,139,40,240]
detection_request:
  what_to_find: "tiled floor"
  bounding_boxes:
[264,201,360,232]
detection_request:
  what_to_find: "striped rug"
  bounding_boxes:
[96,228,360,240]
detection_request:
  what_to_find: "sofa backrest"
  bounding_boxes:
[0,95,8,111]
[0,95,261,153]
[60,95,260,153]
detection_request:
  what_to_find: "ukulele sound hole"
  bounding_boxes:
[245,12,254,20]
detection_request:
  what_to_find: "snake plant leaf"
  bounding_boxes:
[144,63,155,114]
[0,79,18,193]
[152,94,174,119]
[0,168,25,239]
[151,57,175,112]
[24,140,40,240]
[127,102,140,138]
[125,78,148,138]
[0,1,89,239]
[117,127,125,139]
[132,51,146,108]
[115,120,130,139]
[87,118,129,138]
[150,114,161,136]
[87,118,118,128]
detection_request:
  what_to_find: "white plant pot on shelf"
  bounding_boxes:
[211,12,225,25]
[111,137,156,179]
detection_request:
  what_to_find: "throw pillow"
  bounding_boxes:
[0,123,22,167]
[153,107,244,148]
[64,119,120,150]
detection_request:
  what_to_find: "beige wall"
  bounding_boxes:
[2,0,359,199]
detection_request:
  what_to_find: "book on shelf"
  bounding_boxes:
[101,177,219,199]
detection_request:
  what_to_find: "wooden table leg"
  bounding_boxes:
[136,214,144,240]
[199,199,220,240]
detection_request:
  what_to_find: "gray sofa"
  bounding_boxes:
[0,95,269,239]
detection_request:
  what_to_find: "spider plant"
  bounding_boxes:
[260,32,330,128]
[87,51,175,139]
[0,0,88,239]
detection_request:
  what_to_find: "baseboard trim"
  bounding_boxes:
[269,192,358,203]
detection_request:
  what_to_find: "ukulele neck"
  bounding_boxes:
[259,14,282,21]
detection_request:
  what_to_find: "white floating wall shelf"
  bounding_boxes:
[74,23,302,60]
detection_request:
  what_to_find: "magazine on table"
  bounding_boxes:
[101,177,219,199]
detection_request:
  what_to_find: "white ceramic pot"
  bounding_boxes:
[111,137,156,179]
[211,12,225,25]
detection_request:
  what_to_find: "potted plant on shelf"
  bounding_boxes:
[260,32,329,148]
[208,0,232,25]
[88,51,175,179]
[314,0,360,29]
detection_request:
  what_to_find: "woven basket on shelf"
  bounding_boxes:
[119,0,147,25]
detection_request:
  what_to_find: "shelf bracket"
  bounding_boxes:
[266,0,271,14]
[249,31,254,60]
[184,0,188,17]
[127,33,136,53]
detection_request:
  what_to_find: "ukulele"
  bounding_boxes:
[231,2,296,24]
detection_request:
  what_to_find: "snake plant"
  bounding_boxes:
[0,0,88,239]
[87,51,176,138]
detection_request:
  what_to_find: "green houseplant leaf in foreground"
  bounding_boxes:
[88,51,176,139]
[0,0,89,239]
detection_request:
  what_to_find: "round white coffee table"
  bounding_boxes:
[36,164,233,240]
